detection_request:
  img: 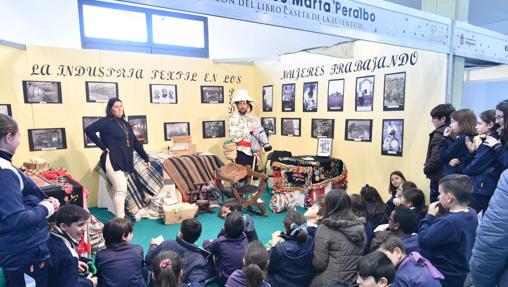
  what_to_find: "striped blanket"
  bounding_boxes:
[96,153,164,216]
[162,154,224,202]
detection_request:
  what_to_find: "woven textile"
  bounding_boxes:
[162,154,224,202]
[96,153,164,216]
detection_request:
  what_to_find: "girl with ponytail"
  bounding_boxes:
[151,251,183,287]
[226,241,270,287]
[266,210,315,287]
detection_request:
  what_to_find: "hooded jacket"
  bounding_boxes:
[267,235,315,287]
[470,169,508,287]
[311,216,367,287]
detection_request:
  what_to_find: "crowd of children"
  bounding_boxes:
[3,98,508,287]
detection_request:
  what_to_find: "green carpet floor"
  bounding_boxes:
[90,192,305,254]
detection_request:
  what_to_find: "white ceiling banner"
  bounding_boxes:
[120,0,508,63]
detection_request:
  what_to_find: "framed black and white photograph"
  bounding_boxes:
[28,128,67,151]
[262,85,273,112]
[311,119,335,138]
[86,81,118,103]
[261,117,276,135]
[201,86,224,104]
[202,120,225,138]
[281,84,295,112]
[150,84,177,104]
[164,122,190,141]
[382,119,404,156]
[303,82,318,112]
[317,138,333,157]
[23,81,62,104]
[345,119,373,142]
[328,79,344,111]
[383,72,406,111]
[0,104,12,116]
[355,76,375,112]
[281,118,301,137]
[128,115,148,144]
[82,116,101,148]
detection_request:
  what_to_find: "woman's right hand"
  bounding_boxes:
[449,158,460,167]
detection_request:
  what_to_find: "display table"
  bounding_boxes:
[270,156,347,210]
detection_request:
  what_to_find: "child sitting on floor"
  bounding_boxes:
[387,206,420,254]
[267,211,315,287]
[226,240,270,287]
[372,231,443,287]
[219,198,258,242]
[95,218,146,287]
[356,251,395,287]
[204,211,248,285]
[47,205,96,287]
[145,219,212,286]
[151,251,201,287]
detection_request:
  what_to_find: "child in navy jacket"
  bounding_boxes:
[47,205,96,287]
[463,109,502,213]
[203,211,248,285]
[418,174,478,287]
[146,219,211,286]
[0,114,60,287]
[267,211,315,287]
[439,109,476,175]
[219,198,259,242]
[95,218,146,287]
[372,231,443,287]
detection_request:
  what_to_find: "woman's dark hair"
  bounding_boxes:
[360,185,387,216]
[224,211,244,238]
[243,241,269,287]
[400,181,417,194]
[103,218,133,249]
[105,98,125,119]
[450,108,477,136]
[391,206,418,235]
[402,188,425,210]
[151,251,182,287]
[0,114,18,140]
[350,194,368,220]
[324,189,355,221]
[496,100,508,143]
[388,171,406,197]
[284,210,308,243]
[479,109,500,134]
[358,251,395,284]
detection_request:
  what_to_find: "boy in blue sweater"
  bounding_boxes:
[47,205,96,287]
[372,231,443,287]
[418,174,478,287]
